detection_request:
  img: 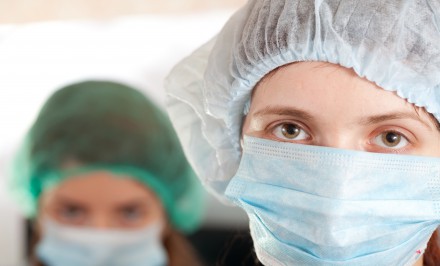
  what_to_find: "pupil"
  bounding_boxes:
[282,124,299,138]
[61,206,82,219]
[384,132,400,146]
[125,209,136,216]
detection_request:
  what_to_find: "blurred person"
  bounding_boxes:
[9,81,205,266]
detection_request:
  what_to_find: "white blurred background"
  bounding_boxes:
[0,1,247,265]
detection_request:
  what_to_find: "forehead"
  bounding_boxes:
[45,171,157,206]
[252,62,423,119]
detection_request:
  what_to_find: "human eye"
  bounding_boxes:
[272,122,310,141]
[118,205,146,226]
[56,204,87,225]
[372,130,409,150]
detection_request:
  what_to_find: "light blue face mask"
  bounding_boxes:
[37,219,167,266]
[225,136,440,266]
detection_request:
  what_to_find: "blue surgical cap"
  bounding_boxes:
[165,0,440,201]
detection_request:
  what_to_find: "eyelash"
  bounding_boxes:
[368,128,413,153]
[268,121,311,142]
[266,122,414,152]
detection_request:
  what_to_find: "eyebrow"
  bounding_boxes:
[252,106,314,121]
[251,106,433,130]
[358,112,433,130]
[114,199,148,211]
[55,196,89,209]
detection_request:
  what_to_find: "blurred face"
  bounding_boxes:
[243,62,440,156]
[38,171,166,229]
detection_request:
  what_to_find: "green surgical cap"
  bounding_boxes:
[10,80,204,233]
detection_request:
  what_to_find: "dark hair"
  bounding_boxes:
[424,231,440,266]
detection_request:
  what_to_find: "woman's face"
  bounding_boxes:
[243,62,440,156]
[38,171,166,229]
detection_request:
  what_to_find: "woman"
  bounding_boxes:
[10,81,204,266]
[165,0,440,265]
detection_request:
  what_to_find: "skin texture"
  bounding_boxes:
[38,171,166,230]
[242,62,440,266]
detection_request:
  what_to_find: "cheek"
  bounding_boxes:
[35,196,57,235]
[399,130,440,157]
[241,114,266,138]
[144,191,167,226]
[242,115,251,136]
[37,192,56,220]
[148,201,167,225]
[421,137,440,157]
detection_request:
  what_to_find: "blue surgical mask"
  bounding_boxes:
[37,219,167,266]
[225,136,440,266]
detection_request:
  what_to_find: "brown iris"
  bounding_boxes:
[381,132,401,147]
[281,124,301,139]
